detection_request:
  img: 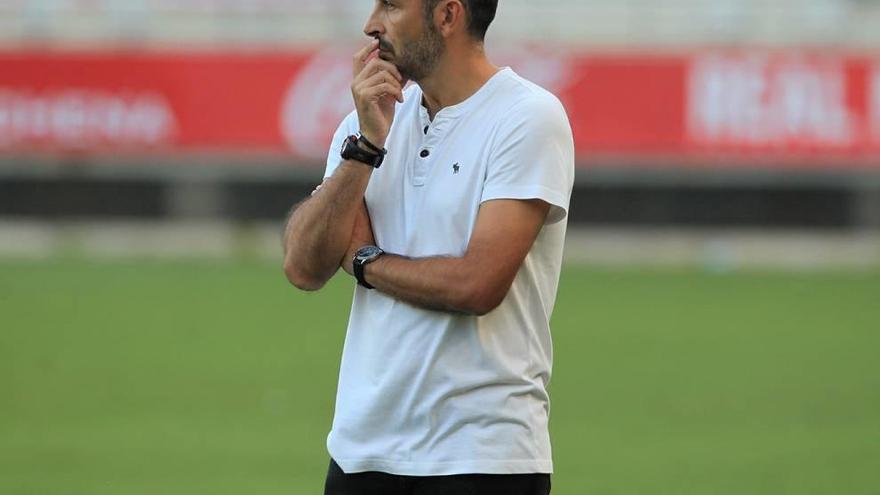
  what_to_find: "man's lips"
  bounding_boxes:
[377,40,393,53]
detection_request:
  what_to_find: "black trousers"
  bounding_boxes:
[324,459,551,495]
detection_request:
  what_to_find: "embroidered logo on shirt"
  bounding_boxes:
[452,163,460,174]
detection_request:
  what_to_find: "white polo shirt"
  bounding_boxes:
[323,68,574,476]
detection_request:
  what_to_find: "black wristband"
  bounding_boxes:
[356,132,386,155]
[353,246,384,289]
[353,262,374,289]
[341,135,385,168]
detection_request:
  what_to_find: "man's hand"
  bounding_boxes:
[282,41,399,292]
[351,38,404,148]
[341,201,377,277]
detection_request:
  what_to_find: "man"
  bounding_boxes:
[282,0,574,493]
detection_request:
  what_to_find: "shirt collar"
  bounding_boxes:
[417,67,512,123]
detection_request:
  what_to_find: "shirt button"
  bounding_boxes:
[420,149,430,158]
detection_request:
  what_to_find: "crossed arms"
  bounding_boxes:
[281,39,554,315]
[282,159,549,316]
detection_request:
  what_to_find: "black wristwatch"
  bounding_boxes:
[353,245,384,289]
[340,134,386,168]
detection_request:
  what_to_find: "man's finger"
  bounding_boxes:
[361,82,405,104]
[358,69,403,90]
[360,58,403,83]
[355,71,404,100]
[353,38,380,77]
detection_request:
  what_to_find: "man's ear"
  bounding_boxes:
[436,0,466,38]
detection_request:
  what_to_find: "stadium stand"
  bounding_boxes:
[1,0,880,48]
[1,0,879,244]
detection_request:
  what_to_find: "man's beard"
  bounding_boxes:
[380,24,444,82]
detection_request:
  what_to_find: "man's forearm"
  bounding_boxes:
[363,254,505,316]
[354,199,550,315]
[283,161,372,290]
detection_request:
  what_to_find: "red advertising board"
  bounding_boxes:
[1,48,878,167]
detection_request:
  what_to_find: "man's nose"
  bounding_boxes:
[363,6,384,38]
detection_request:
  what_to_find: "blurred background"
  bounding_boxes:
[1,1,878,494]
[1,0,880,266]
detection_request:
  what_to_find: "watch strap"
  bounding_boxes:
[353,259,374,289]
[341,135,385,168]
[353,246,384,289]
[356,132,386,155]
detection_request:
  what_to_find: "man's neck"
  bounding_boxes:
[418,46,500,121]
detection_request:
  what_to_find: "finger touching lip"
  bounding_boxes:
[354,38,380,74]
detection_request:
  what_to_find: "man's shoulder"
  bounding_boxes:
[484,71,570,138]
[497,71,567,119]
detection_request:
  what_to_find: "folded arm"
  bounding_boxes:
[282,162,373,291]
[344,198,551,315]
[283,38,405,291]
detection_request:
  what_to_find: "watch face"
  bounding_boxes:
[355,246,384,262]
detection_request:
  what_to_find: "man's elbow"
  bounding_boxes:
[283,259,327,292]
[458,282,508,316]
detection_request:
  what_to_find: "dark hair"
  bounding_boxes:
[424,0,498,42]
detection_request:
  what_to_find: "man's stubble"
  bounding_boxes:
[379,20,445,82]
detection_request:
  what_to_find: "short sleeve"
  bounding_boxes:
[324,110,360,179]
[481,95,575,224]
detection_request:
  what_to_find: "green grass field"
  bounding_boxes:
[1,259,878,494]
